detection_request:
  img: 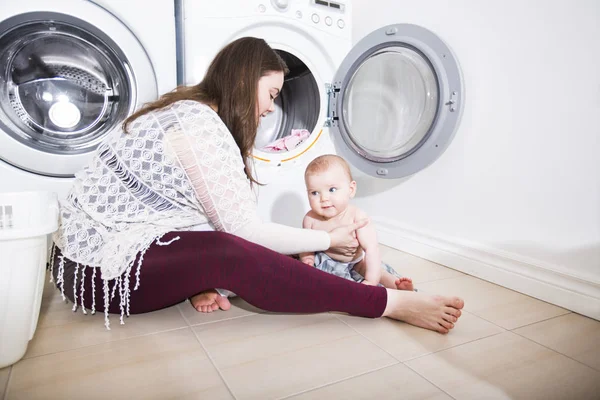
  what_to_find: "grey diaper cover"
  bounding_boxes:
[313,251,402,287]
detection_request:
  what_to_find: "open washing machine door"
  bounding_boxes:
[0,1,157,178]
[329,23,464,179]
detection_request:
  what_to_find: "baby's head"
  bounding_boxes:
[304,154,356,219]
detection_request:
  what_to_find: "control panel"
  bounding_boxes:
[263,0,348,31]
[190,0,350,39]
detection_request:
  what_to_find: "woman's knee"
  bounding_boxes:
[209,231,262,253]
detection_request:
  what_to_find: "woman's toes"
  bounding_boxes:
[443,307,459,319]
[440,319,454,330]
[436,324,450,334]
[443,314,457,323]
[215,295,232,311]
[452,297,465,309]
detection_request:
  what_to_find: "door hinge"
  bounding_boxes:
[445,91,458,112]
[325,83,341,127]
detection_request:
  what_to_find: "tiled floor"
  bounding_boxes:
[2,245,600,400]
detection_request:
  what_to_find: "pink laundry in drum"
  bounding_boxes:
[262,129,310,151]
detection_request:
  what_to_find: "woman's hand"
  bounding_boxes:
[327,218,369,257]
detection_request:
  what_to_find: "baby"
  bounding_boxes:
[299,154,414,290]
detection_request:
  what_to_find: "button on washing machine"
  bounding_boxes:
[325,16,332,26]
[295,10,302,18]
[271,0,289,10]
[311,13,320,23]
[337,19,345,29]
[258,4,266,12]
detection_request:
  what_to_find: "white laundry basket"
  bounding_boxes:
[0,191,59,368]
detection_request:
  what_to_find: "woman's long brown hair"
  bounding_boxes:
[122,37,288,184]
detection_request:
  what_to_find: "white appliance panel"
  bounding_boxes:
[0,0,176,200]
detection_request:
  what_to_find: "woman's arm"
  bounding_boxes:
[355,208,382,285]
[164,102,330,254]
[298,214,316,265]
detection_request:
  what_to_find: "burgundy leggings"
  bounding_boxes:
[51,231,387,318]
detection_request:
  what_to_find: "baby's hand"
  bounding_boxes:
[361,280,377,286]
[302,260,315,266]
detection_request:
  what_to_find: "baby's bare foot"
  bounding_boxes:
[383,290,464,334]
[395,277,414,291]
[190,290,232,313]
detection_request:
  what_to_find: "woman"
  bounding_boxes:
[51,37,463,333]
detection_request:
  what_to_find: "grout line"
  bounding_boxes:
[28,302,261,362]
[508,311,572,330]
[176,303,192,326]
[21,325,190,361]
[333,314,402,360]
[402,361,458,400]
[277,362,400,400]
[463,306,573,333]
[510,329,600,373]
[333,314,492,399]
[412,275,469,286]
[190,328,238,400]
[326,279,457,400]
[400,330,507,363]
[453,309,512,332]
[177,300,263,328]
[335,312,507,364]
[186,312,258,328]
[1,366,12,400]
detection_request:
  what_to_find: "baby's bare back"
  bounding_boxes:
[308,205,363,263]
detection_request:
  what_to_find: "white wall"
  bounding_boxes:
[351,0,600,316]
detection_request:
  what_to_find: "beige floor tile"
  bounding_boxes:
[380,245,465,283]
[290,363,452,399]
[25,304,187,359]
[418,276,570,329]
[406,331,600,400]
[194,313,397,399]
[514,313,600,371]
[338,310,505,361]
[178,297,262,327]
[193,313,347,369]
[1,366,10,398]
[224,335,397,400]
[37,281,95,329]
[7,328,232,400]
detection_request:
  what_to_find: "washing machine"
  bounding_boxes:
[181,0,464,226]
[0,0,177,200]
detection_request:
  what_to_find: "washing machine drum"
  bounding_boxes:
[0,17,132,174]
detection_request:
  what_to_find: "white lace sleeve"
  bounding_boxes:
[164,101,330,254]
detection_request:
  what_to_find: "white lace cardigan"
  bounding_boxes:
[52,100,329,327]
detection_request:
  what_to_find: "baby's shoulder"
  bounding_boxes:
[348,204,368,221]
[303,210,320,224]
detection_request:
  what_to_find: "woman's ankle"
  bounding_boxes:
[381,288,399,318]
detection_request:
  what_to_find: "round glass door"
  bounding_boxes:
[0,17,131,157]
[342,46,438,162]
[0,5,155,178]
[331,24,464,179]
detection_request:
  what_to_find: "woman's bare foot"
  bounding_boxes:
[395,277,414,291]
[189,290,232,313]
[382,290,464,334]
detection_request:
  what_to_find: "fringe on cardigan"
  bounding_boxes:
[48,234,180,330]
